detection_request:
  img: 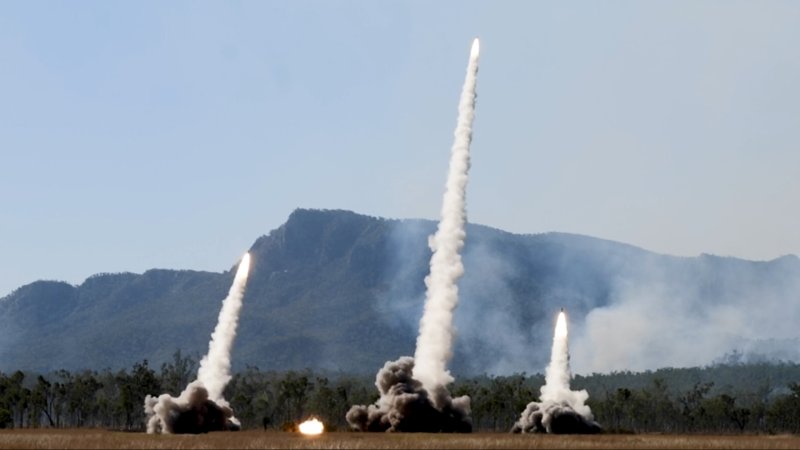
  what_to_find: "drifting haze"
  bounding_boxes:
[378,220,800,375]
[571,254,800,373]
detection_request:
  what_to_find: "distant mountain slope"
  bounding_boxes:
[2,208,799,374]
[0,270,229,372]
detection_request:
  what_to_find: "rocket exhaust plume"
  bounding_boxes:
[144,253,251,434]
[512,310,602,434]
[347,38,480,433]
[413,36,479,398]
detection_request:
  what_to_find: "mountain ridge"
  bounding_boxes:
[2,208,799,375]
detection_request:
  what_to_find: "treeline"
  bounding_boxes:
[2,353,800,433]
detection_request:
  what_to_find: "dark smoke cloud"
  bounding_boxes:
[512,400,601,434]
[345,356,471,433]
[145,381,240,434]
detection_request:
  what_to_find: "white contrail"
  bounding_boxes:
[539,311,591,414]
[197,252,251,405]
[145,252,251,434]
[512,310,599,434]
[346,39,480,432]
[413,38,480,401]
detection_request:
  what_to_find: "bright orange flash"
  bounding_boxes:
[298,418,324,435]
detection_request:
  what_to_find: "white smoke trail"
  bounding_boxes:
[540,311,591,415]
[197,252,251,405]
[413,38,480,399]
[512,310,599,434]
[346,39,480,432]
[145,252,251,434]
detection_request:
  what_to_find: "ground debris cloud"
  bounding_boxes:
[347,38,480,433]
[144,253,251,434]
[512,310,602,434]
[345,357,471,432]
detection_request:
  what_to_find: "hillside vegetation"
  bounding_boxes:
[1,208,799,374]
[1,358,800,434]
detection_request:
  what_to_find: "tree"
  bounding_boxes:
[227,366,274,429]
[306,376,343,430]
[2,371,29,428]
[30,375,57,427]
[159,350,197,396]
[640,378,679,432]
[0,407,11,429]
[767,383,800,433]
[679,382,713,431]
[277,371,312,427]
[117,361,160,431]
[94,369,123,429]
[65,371,102,427]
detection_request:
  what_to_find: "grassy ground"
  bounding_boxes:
[0,429,799,449]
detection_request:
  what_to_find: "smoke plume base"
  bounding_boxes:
[346,356,471,433]
[513,311,602,434]
[511,400,601,434]
[145,381,240,434]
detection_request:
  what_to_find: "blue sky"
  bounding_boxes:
[1,1,799,296]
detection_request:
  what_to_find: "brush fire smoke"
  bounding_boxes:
[512,310,601,434]
[144,253,251,434]
[346,38,480,433]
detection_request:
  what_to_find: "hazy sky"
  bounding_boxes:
[2,1,799,297]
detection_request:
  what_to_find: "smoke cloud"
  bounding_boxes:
[347,38,480,432]
[571,254,800,373]
[345,357,471,432]
[144,253,251,434]
[378,222,800,375]
[513,311,601,434]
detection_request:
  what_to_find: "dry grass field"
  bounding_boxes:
[1,429,799,449]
